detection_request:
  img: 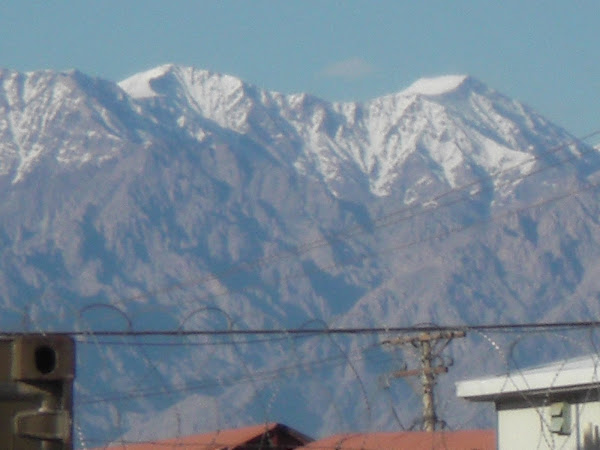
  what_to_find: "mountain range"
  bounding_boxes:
[1,65,599,444]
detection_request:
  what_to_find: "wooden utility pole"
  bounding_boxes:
[383,330,465,431]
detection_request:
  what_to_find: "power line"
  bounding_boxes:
[11,130,600,338]
[66,134,600,324]
[92,130,600,309]
[12,320,600,338]
[71,320,600,427]
[75,333,319,347]
[75,341,386,405]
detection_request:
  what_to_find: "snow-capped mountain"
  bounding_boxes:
[0,65,599,444]
[117,65,576,200]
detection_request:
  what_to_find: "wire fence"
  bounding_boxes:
[11,315,592,449]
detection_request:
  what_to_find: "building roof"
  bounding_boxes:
[296,430,495,450]
[456,354,600,401]
[94,422,312,450]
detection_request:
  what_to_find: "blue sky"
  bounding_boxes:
[1,1,599,138]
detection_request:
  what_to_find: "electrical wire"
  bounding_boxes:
[57,171,600,336]
[7,320,600,339]
[76,341,386,405]
[65,128,600,325]
[75,333,319,347]
[91,130,600,309]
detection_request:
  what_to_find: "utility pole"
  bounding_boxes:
[383,330,465,432]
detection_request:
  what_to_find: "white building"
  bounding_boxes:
[457,355,600,450]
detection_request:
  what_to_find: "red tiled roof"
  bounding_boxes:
[297,430,495,450]
[94,422,309,449]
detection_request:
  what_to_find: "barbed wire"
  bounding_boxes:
[6,131,600,448]
[70,324,600,449]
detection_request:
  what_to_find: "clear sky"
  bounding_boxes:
[1,1,599,139]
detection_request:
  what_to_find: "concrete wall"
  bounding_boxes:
[497,397,600,450]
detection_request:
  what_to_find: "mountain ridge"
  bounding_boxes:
[1,65,581,200]
[115,64,581,199]
[0,64,599,441]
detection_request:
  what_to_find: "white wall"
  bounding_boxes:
[497,399,600,450]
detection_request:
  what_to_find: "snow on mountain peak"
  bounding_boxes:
[90,66,580,202]
[118,64,257,132]
[118,64,247,100]
[115,66,569,200]
[118,64,176,98]
[402,74,470,96]
[0,68,153,183]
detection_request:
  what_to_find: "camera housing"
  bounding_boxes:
[0,334,75,450]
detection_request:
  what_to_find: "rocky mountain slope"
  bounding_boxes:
[1,65,599,443]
